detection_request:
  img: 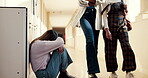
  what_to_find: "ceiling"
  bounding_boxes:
[42,0,79,27]
[43,0,79,27]
[43,0,78,12]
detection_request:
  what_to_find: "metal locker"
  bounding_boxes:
[0,7,28,78]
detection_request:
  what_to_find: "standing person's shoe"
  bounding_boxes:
[88,73,97,78]
[126,72,134,78]
[58,71,75,78]
[109,72,118,78]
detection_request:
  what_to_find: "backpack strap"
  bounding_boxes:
[101,4,111,15]
[101,0,124,15]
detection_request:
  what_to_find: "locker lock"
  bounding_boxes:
[17,71,19,74]
[18,12,20,14]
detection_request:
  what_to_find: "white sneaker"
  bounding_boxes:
[126,72,134,78]
[109,72,118,78]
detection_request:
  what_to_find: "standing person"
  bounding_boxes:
[102,0,136,78]
[30,30,75,78]
[71,0,108,78]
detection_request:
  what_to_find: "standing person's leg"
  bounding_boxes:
[118,26,136,72]
[80,9,100,74]
[103,29,119,78]
[87,8,100,53]
[87,8,100,69]
[36,48,73,78]
[103,30,118,72]
[93,30,99,53]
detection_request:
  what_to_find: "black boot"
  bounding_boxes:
[58,71,75,78]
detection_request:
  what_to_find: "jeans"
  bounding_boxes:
[35,48,73,78]
[80,6,100,74]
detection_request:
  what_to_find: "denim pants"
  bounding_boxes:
[80,6,100,74]
[35,48,73,78]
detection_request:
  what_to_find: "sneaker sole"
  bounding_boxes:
[109,76,118,78]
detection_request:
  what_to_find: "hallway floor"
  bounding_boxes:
[66,45,148,78]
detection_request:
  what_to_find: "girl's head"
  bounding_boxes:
[38,30,58,41]
[31,30,58,45]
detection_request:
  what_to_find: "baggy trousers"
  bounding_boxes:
[103,3,136,72]
[103,26,136,72]
[80,6,100,74]
[35,48,73,78]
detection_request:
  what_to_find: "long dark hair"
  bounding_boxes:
[30,29,58,46]
[29,30,58,62]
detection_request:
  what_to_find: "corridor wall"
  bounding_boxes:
[130,19,148,76]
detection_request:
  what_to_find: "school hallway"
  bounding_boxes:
[0,0,148,78]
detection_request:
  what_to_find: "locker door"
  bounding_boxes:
[0,7,27,78]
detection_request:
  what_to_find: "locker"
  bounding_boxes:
[0,7,28,78]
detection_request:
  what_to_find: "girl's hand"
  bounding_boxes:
[105,28,112,40]
[58,47,64,53]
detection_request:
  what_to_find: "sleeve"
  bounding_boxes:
[79,0,89,7]
[38,37,64,53]
[123,0,127,4]
[102,1,109,29]
[96,0,106,5]
[95,0,101,5]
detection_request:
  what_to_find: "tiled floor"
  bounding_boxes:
[66,45,148,78]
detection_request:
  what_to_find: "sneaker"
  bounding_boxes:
[126,72,134,78]
[58,71,75,78]
[109,72,118,78]
[88,73,97,78]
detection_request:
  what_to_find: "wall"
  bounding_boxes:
[65,24,86,52]
[130,18,148,75]
[129,0,148,75]
[0,0,5,6]
[65,25,75,48]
